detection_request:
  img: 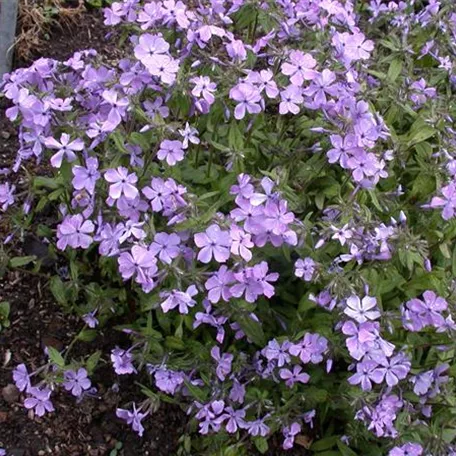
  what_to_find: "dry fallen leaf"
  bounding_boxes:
[295,434,313,449]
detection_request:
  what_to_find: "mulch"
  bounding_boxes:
[0,6,308,456]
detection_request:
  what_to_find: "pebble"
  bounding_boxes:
[2,384,19,403]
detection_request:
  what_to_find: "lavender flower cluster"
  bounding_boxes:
[2,0,456,454]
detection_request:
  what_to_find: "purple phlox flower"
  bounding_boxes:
[116,403,148,437]
[371,353,411,387]
[57,214,94,251]
[101,90,129,131]
[118,59,151,90]
[150,232,181,264]
[230,197,264,232]
[230,224,254,261]
[96,222,123,256]
[339,243,364,264]
[331,223,353,245]
[263,200,295,235]
[195,400,225,434]
[282,422,301,450]
[0,182,16,211]
[13,363,31,392]
[194,224,231,264]
[226,38,247,62]
[24,387,54,417]
[279,84,304,115]
[230,173,254,200]
[111,348,136,375]
[118,245,158,291]
[342,320,372,359]
[429,183,456,220]
[354,118,380,149]
[250,176,276,206]
[327,134,362,169]
[347,150,379,182]
[231,261,278,302]
[157,139,185,166]
[162,0,189,28]
[105,167,139,200]
[134,33,169,65]
[281,50,317,86]
[191,76,217,104]
[215,406,246,433]
[205,265,235,303]
[358,393,403,438]
[229,82,262,120]
[294,257,316,281]
[280,365,310,387]
[118,220,146,244]
[72,157,100,194]
[309,290,337,311]
[410,78,436,106]
[348,359,379,391]
[194,302,227,344]
[211,346,233,381]
[402,291,448,330]
[45,133,84,168]
[178,123,200,149]
[388,443,423,456]
[303,69,339,107]
[142,177,172,212]
[229,379,246,404]
[245,417,270,437]
[289,333,328,364]
[154,367,185,394]
[143,97,169,119]
[436,314,456,333]
[82,309,99,328]
[246,69,279,98]
[303,409,316,428]
[344,32,374,61]
[160,285,198,314]
[263,339,291,367]
[63,368,91,397]
[344,295,381,323]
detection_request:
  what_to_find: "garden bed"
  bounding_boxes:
[0,5,305,456]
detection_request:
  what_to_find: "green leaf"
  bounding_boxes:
[452,244,456,276]
[311,435,339,451]
[77,329,97,342]
[165,336,186,350]
[183,380,207,402]
[439,243,452,259]
[9,256,36,268]
[407,119,436,146]
[33,176,60,190]
[253,437,268,454]
[47,346,65,367]
[86,350,102,374]
[50,276,67,305]
[337,442,358,456]
[0,301,10,318]
[387,58,402,82]
[236,313,266,346]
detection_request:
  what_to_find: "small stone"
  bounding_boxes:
[2,383,19,403]
[1,131,11,139]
